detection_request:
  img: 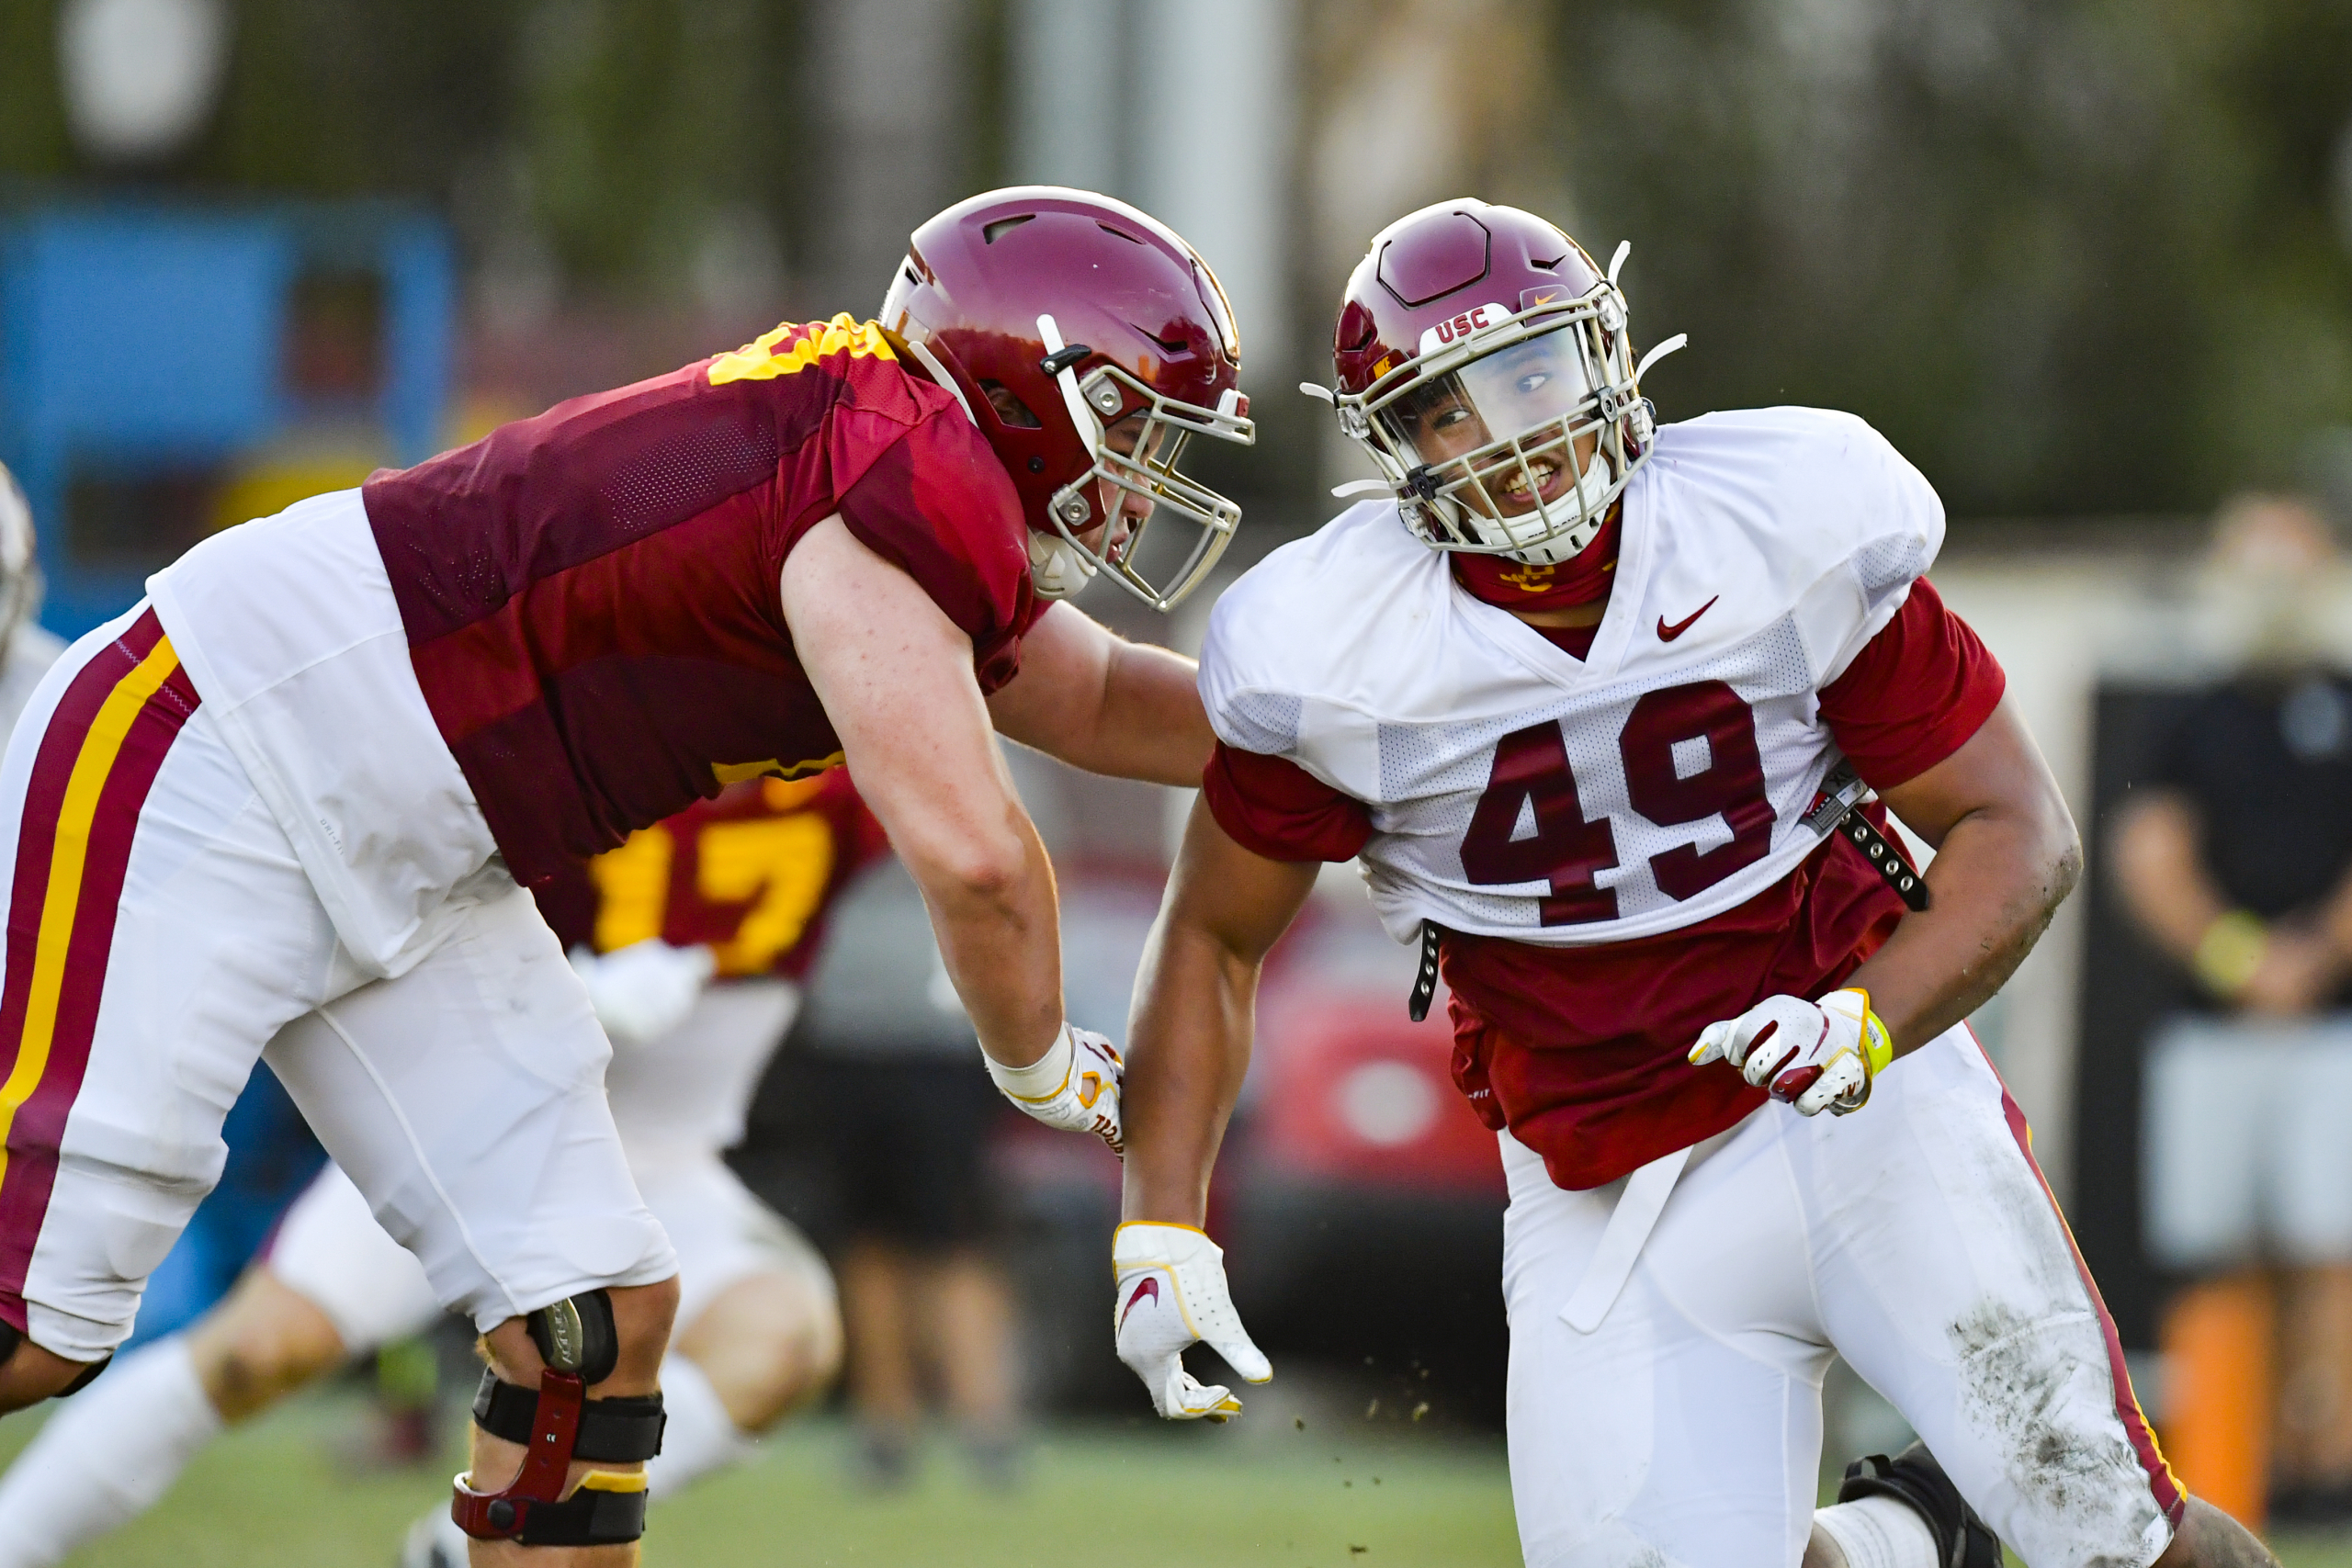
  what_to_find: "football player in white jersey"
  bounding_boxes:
[0,774,871,1568]
[1109,201,2274,1568]
[0,466,64,739]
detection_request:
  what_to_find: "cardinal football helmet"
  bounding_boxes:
[880,187,1254,611]
[1311,199,1684,566]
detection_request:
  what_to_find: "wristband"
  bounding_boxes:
[984,1023,1073,1101]
[2192,909,2268,998]
[1826,987,1894,1077]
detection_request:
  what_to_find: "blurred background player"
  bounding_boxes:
[0,465,62,736]
[0,769,881,1568]
[793,857,1026,1489]
[2113,495,2352,1529]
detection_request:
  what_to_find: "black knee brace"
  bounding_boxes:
[450,1291,666,1548]
[1838,1441,2002,1568]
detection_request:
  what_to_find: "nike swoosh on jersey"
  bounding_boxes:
[1657,596,1720,642]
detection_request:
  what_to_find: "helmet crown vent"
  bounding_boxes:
[1377,209,1491,307]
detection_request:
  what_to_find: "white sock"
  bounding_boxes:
[0,1338,223,1568]
[641,1353,750,1500]
[1812,1495,1942,1568]
[983,1024,1072,1100]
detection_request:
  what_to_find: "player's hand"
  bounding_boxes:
[1687,988,1893,1116]
[1113,1223,1272,1421]
[984,1022,1125,1155]
[570,940,718,1048]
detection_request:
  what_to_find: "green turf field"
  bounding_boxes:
[0,1391,1523,1567]
[9,1389,2352,1567]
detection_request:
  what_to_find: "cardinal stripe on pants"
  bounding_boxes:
[0,609,202,1314]
[1989,1043,2187,1527]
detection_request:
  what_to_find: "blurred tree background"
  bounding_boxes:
[4,0,2350,527]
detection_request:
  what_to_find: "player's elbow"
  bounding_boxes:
[2029,789,2083,913]
[2048,825,2084,909]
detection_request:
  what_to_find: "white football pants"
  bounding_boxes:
[0,606,673,1359]
[1503,1025,2179,1568]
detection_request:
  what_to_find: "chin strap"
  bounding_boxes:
[1027,528,1098,600]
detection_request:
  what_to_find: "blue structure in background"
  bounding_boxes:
[0,199,452,636]
[0,197,450,1338]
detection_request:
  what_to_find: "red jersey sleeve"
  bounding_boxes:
[1815,576,2006,790]
[1202,742,1376,863]
[834,409,1044,694]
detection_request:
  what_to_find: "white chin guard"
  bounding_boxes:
[1487,458,1618,566]
[1028,529,1099,600]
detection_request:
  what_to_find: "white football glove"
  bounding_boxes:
[1113,1223,1272,1421]
[1687,987,1894,1116]
[983,1022,1124,1155]
[570,940,717,1048]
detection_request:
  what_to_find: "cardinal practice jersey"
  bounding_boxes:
[146,316,1038,972]
[533,771,886,981]
[1201,407,1939,951]
[534,769,887,1162]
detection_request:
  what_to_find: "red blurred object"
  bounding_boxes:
[1251,983,1504,1196]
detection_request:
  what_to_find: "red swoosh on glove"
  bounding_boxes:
[1119,1277,1159,1330]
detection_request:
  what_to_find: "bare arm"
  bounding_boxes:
[2114,787,2350,1014]
[1121,798,1320,1224]
[2110,792,2229,964]
[783,516,1060,1068]
[1845,695,2082,1055]
[986,602,1215,787]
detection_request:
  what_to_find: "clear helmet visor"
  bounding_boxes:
[1374,323,1604,521]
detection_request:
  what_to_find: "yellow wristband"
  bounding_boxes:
[1832,987,1894,1078]
[2192,909,2267,998]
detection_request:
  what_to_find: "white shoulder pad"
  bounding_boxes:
[1199,502,1432,801]
[1648,408,1944,682]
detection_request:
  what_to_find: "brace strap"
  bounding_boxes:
[453,1368,662,1545]
[503,1470,650,1548]
[472,1369,666,1461]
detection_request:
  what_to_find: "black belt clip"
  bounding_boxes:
[1804,761,1928,912]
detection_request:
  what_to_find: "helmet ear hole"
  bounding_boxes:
[979,381,1043,429]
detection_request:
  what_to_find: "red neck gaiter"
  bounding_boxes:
[1449,508,1622,611]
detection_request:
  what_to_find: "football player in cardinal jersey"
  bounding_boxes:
[1113,200,2274,1568]
[0,772,880,1568]
[0,186,1248,1563]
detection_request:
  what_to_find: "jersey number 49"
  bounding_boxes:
[1462,680,1772,924]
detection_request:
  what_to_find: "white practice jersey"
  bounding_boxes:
[147,489,499,975]
[0,623,64,739]
[1202,407,1942,948]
